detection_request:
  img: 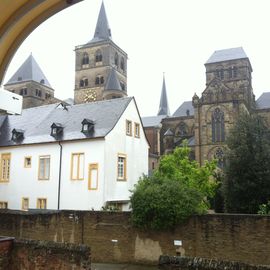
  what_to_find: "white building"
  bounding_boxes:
[0,97,149,211]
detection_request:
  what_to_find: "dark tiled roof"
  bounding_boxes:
[5,54,52,88]
[173,101,194,117]
[0,97,132,147]
[256,92,270,109]
[157,76,170,116]
[142,115,166,128]
[105,68,122,91]
[89,2,112,44]
[206,47,248,64]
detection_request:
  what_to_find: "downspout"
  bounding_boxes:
[198,106,202,166]
[57,141,63,210]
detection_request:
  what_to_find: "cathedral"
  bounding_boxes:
[143,47,270,171]
[4,2,270,172]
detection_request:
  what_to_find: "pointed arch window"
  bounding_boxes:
[120,57,125,71]
[95,50,102,62]
[82,52,89,65]
[115,53,119,67]
[212,108,225,142]
[214,147,225,168]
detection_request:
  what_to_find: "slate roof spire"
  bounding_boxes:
[5,54,52,88]
[157,74,170,116]
[105,68,122,91]
[91,1,112,43]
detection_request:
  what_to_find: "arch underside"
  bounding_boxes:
[0,0,83,86]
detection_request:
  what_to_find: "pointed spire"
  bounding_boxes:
[157,74,170,116]
[5,54,52,88]
[105,68,122,91]
[91,2,111,43]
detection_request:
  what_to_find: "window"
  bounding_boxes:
[120,57,125,71]
[212,108,225,142]
[38,156,50,180]
[18,77,22,81]
[71,153,84,180]
[37,198,47,209]
[120,82,125,91]
[95,75,104,85]
[233,66,237,78]
[24,157,31,168]
[0,153,11,182]
[82,52,89,65]
[115,53,119,67]
[45,93,51,99]
[134,122,140,138]
[95,50,102,62]
[20,88,27,96]
[216,69,224,80]
[126,120,132,136]
[117,154,126,180]
[22,198,29,210]
[214,148,225,169]
[0,202,8,209]
[80,78,88,87]
[89,163,98,190]
[40,79,45,84]
[35,89,42,97]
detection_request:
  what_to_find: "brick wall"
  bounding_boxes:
[0,211,269,266]
[10,239,91,270]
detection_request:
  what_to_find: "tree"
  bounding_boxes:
[130,143,217,230]
[223,113,270,213]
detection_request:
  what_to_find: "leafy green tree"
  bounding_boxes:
[223,113,270,213]
[130,143,217,230]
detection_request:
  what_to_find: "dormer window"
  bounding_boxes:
[12,128,24,141]
[81,119,94,133]
[40,79,45,84]
[50,123,63,137]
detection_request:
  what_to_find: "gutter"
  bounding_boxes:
[57,141,63,210]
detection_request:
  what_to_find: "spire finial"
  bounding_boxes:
[157,74,170,116]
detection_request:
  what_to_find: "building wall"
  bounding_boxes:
[0,211,270,266]
[105,99,149,210]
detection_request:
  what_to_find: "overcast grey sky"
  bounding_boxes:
[4,0,270,116]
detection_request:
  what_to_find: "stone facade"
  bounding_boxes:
[151,47,270,166]
[4,80,58,109]
[74,41,127,104]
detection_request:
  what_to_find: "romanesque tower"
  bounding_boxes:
[192,47,255,166]
[74,2,127,104]
[4,54,57,109]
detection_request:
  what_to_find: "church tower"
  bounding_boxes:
[4,54,57,109]
[193,47,255,166]
[74,2,127,104]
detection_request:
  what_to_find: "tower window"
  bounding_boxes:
[115,53,119,67]
[120,82,125,90]
[35,89,42,97]
[82,52,89,65]
[20,88,27,96]
[95,75,104,85]
[120,57,125,71]
[95,50,102,62]
[216,69,224,80]
[80,78,88,87]
[228,66,237,79]
[212,108,225,143]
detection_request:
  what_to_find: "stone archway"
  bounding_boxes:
[0,0,83,86]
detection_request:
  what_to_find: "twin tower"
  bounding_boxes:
[4,2,128,109]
